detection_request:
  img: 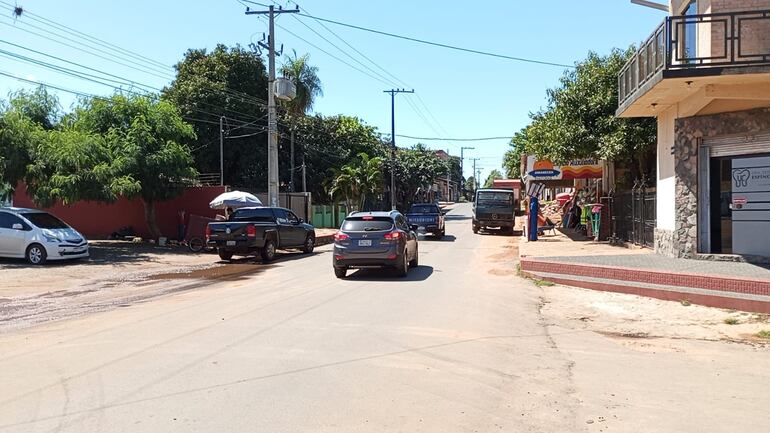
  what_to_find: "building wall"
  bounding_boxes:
[12,184,227,239]
[657,106,677,232]
[657,107,770,257]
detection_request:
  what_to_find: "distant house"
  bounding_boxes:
[617,0,770,258]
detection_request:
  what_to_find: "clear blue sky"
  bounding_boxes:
[0,0,665,182]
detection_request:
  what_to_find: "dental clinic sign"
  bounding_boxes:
[525,156,603,181]
[733,166,770,190]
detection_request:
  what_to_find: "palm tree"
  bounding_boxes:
[328,164,359,215]
[280,51,322,191]
[356,153,383,210]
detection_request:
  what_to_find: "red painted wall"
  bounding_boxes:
[12,184,227,239]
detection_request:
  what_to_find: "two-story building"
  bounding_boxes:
[618,0,770,258]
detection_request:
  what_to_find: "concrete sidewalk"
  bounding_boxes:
[519,228,770,313]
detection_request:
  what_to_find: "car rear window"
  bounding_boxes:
[21,212,69,229]
[341,217,394,231]
[230,208,274,222]
[409,204,439,214]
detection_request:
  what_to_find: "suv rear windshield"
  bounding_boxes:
[477,192,513,205]
[21,212,69,229]
[342,217,394,232]
[230,208,274,222]
[409,204,439,214]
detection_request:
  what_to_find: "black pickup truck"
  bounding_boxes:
[206,207,316,262]
[405,203,446,238]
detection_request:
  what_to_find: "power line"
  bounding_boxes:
[0,19,172,81]
[296,12,575,69]
[275,21,393,87]
[0,0,172,70]
[285,13,398,88]
[396,134,512,141]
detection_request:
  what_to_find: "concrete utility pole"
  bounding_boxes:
[383,88,414,210]
[460,146,474,197]
[246,5,299,207]
[446,148,451,202]
[470,157,481,193]
[219,116,225,186]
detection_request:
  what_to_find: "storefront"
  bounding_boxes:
[698,133,770,257]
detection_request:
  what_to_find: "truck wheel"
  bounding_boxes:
[334,267,347,279]
[302,235,315,254]
[218,249,233,261]
[472,223,479,234]
[26,243,47,265]
[261,239,277,262]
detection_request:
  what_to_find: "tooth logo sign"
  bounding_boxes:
[733,169,751,188]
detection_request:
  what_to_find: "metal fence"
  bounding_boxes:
[611,183,656,248]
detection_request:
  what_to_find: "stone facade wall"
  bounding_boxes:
[665,107,770,258]
[654,228,677,257]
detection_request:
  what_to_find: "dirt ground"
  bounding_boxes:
[539,281,770,346]
[0,240,221,299]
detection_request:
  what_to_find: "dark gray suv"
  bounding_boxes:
[333,210,419,279]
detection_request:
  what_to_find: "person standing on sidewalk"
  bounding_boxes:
[177,209,186,242]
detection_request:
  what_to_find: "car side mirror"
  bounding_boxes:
[297,218,304,224]
[442,211,447,215]
[12,223,23,230]
[410,224,419,231]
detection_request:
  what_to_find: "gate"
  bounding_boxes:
[611,181,656,248]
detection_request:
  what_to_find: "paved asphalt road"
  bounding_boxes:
[1,203,769,432]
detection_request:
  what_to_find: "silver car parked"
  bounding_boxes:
[0,207,89,265]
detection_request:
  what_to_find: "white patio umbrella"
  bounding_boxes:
[209,191,262,209]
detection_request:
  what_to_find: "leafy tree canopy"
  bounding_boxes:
[506,49,655,175]
[484,169,503,188]
[163,44,268,188]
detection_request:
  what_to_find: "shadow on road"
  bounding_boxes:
[346,265,434,282]
[445,215,472,221]
[420,234,457,243]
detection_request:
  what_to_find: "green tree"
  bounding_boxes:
[503,129,526,179]
[484,169,503,188]
[466,176,476,194]
[512,49,655,177]
[390,144,448,209]
[280,51,323,191]
[28,94,197,239]
[293,114,385,203]
[0,88,59,200]
[163,44,268,188]
[327,152,383,213]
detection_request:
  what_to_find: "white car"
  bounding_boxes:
[0,207,89,265]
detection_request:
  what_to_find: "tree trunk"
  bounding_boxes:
[142,199,162,240]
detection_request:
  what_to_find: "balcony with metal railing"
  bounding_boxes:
[618,10,770,117]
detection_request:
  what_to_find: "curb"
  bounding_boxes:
[520,259,770,314]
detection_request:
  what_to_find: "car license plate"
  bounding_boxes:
[358,239,372,246]
[226,240,236,246]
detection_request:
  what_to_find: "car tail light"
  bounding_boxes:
[246,225,257,237]
[383,231,402,240]
[205,225,211,241]
[334,232,349,241]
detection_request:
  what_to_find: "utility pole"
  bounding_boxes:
[246,5,299,207]
[289,128,295,192]
[302,154,307,193]
[470,157,481,193]
[446,148,451,202]
[219,116,225,186]
[460,146,474,198]
[383,88,414,210]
